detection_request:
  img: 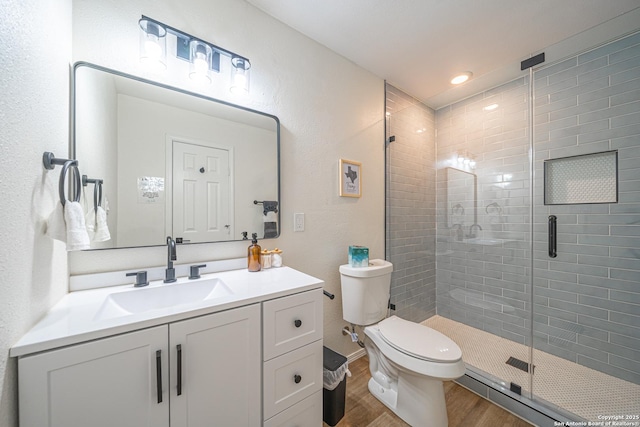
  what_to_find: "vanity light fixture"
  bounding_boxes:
[138,15,251,93]
[450,71,472,85]
[456,151,476,169]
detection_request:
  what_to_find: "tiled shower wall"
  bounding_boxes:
[532,31,640,384]
[385,84,437,323]
[435,31,640,384]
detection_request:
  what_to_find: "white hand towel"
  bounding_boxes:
[65,201,91,251]
[45,204,67,243]
[85,208,97,241]
[93,206,111,242]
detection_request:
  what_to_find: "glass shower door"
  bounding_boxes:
[434,74,535,400]
[530,31,640,421]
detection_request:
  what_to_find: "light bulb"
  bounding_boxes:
[189,41,212,84]
[230,57,250,94]
[139,19,166,72]
[231,71,247,94]
[144,38,162,62]
[451,72,472,85]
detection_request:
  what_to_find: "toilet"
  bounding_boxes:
[340,259,465,427]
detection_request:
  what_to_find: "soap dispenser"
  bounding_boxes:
[248,233,261,272]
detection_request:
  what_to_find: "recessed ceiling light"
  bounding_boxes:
[451,71,472,85]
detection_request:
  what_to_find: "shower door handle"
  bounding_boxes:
[548,215,557,258]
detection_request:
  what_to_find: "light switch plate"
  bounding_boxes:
[294,213,304,232]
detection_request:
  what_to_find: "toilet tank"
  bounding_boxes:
[339,259,393,326]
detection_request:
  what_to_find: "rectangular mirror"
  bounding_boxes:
[73,62,280,249]
[445,167,476,229]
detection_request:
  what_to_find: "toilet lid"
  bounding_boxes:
[378,316,462,362]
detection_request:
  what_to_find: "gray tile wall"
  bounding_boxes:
[532,31,640,385]
[434,31,640,385]
[385,83,437,323]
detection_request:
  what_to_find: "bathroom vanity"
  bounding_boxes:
[11,264,324,427]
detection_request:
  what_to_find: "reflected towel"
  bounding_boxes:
[262,200,278,215]
[85,208,96,241]
[263,211,278,238]
[93,206,111,242]
[65,201,91,251]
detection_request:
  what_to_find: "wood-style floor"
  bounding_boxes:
[324,356,533,427]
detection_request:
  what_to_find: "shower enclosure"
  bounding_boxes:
[386,30,640,423]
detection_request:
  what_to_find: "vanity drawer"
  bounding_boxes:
[263,391,322,427]
[263,289,323,360]
[263,340,323,420]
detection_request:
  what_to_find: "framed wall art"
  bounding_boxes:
[339,158,361,198]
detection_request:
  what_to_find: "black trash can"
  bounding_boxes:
[322,346,349,426]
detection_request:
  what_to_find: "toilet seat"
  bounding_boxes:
[378,316,462,363]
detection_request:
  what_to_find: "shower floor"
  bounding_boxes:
[423,315,640,422]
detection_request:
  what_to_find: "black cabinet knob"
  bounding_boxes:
[294,319,302,328]
[294,374,302,384]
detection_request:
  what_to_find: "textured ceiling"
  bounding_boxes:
[246,0,640,108]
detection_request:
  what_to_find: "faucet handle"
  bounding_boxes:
[126,271,149,287]
[188,264,207,280]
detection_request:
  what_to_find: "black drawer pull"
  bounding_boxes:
[294,319,302,328]
[156,350,163,404]
[177,344,182,396]
[548,215,557,258]
[294,374,302,384]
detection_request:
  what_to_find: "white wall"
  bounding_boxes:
[0,1,72,425]
[70,0,385,359]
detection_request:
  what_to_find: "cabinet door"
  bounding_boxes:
[170,304,261,427]
[18,326,169,427]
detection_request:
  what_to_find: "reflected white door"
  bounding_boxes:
[173,141,232,242]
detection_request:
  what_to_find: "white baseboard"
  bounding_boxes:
[346,348,366,364]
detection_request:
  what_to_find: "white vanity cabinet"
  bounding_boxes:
[262,288,324,425]
[14,266,325,427]
[18,304,261,427]
[18,326,170,427]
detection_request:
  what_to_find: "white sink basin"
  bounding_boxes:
[94,278,233,321]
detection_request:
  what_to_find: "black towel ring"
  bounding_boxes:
[94,181,103,211]
[59,160,81,206]
[82,175,104,212]
[43,152,81,207]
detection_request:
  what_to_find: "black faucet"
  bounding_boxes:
[164,236,177,283]
[467,224,483,239]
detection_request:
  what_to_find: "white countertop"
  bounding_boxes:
[11,266,323,357]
